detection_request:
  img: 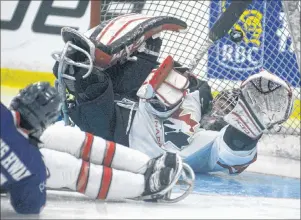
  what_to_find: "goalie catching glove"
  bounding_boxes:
[215,69,294,139]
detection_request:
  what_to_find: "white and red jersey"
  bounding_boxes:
[129,90,258,174]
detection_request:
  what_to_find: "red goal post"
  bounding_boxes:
[90,0,102,28]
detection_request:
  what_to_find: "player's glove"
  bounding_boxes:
[217,70,294,138]
[10,82,62,139]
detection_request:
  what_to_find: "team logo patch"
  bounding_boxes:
[163,108,199,150]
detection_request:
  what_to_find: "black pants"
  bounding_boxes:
[67,54,158,146]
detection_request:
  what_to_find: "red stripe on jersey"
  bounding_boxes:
[97,14,133,42]
[97,167,113,199]
[103,141,116,167]
[76,161,90,193]
[107,17,149,45]
[81,133,94,161]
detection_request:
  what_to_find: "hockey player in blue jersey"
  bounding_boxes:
[0,82,62,214]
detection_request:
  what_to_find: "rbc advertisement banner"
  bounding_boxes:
[208,0,300,87]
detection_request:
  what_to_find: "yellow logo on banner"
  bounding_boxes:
[222,1,263,46]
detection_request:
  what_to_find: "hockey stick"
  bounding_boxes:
[187,0,253,73]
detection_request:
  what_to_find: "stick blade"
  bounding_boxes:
[209,0,253,42]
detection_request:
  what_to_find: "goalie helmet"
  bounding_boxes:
[200,88,240,131]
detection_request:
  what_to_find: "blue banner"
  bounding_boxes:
[208,0,300,87]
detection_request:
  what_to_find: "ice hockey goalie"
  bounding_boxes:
[51,13,294,175]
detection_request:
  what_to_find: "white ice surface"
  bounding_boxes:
[1,190,300,219]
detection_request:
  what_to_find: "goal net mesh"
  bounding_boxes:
[98,0,300,135]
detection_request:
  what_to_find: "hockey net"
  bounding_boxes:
[93,0,300,135]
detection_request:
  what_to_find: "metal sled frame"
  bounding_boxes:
[134,154,195,203]
[52,41,94,125]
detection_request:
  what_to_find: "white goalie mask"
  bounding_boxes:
[200,88,240,131]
